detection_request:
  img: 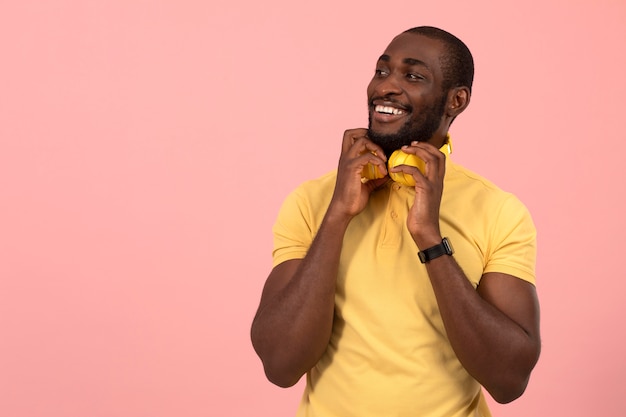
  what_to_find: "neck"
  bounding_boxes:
[428,131,450,149]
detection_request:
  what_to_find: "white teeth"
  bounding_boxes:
[375,105,404,115]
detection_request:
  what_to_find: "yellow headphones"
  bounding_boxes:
[362,138,452,187]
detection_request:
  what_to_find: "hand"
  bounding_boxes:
[390,141,446,248]
[328,128,389,219]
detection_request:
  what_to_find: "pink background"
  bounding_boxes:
[1,1,625,416]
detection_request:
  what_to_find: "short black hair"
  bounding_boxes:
[403,26,474,93]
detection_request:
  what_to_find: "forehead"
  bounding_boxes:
[380,33,446,72]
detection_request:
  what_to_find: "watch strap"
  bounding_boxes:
[418,237,454,263]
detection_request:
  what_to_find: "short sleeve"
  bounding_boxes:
[484,195,537,285]
[271,188,315,268]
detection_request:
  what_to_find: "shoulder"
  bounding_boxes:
[445,161,537,283]
[275,170,336,224]
[444,160,535,245]
[445,161,529,213]
[293,170,337,196]
[446,161,505,194]
[283,170,337,211]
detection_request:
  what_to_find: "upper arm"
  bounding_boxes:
[477,272,541,345]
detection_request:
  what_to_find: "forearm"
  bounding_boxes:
[251,208,352,387]
[425,256,540,403]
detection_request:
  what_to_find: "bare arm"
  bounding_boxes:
[394,141,541,403]
[424,258,540,403]
[250,212,349,388]
[250,129,389,387]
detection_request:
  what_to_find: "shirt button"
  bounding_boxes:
[390,211,398,220]
[392,183,401,191]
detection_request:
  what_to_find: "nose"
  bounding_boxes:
[372,74,402,97]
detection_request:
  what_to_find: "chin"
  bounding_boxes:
[367,129,411,157]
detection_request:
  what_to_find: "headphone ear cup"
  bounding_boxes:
[388,150,426,187]
[361,150,387,181]
[361,162,385,180]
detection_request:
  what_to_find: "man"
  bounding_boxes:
[251,26,540,417]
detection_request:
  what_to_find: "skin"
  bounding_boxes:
[251,32,541,404]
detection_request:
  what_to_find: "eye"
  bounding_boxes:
[375,68,389,77]
[407,73,425,81]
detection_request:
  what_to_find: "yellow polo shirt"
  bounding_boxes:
[272,157,536,417]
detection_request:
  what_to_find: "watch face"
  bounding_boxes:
[442,238,454,255]
[418,251,427,263]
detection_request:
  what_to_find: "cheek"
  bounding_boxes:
[409,93,437,114]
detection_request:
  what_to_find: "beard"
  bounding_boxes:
[367,94,447,158]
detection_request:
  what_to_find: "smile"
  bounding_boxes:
[375,105,405,115]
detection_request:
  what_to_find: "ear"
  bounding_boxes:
[446,87,471,118]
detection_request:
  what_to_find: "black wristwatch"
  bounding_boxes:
[418,237,454,263]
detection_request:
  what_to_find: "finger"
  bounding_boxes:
[341,129,387,161]
[401,141,446,178]
[403,141,445,160]
[348,138,387,164]
[363,176,390,191]
[362,140,387,162]
[389,163,422,186]
[341,128,369,153]
[358,151,388,176]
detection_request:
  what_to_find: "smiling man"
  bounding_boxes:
[251,26,541,417]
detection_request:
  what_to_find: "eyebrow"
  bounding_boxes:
[378,54,431,70]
